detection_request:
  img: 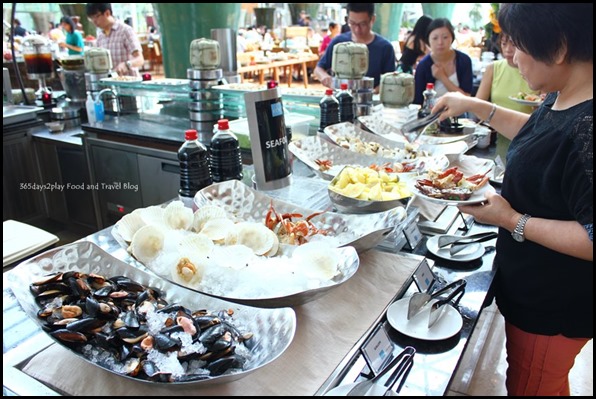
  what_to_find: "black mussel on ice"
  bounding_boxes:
[30,271,254,383]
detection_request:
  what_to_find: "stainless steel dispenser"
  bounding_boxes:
[188,38,224,143]
[211,28,241,84]
[244,87,292,190]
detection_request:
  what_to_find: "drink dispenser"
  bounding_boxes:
[332,42,368,80]
[379,72,414,108]
[244,87,292,190]
[84,47,113,74]
[22,35,54,79]
[189,38,221,70]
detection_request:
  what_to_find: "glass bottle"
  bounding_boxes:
[319,88,340,132]
[178,129,212,205]
[336,83,355,123]
[210,119,243,183]
[418,82,436,118]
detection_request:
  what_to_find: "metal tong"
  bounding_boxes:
[345,346,416,396]
[407,279,466,321]
[382,346,416,396]
[437,231,498,249]
[400,107,446,143]
[428,280,467,328]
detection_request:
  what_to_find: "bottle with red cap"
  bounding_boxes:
[418,82,437,118]
[178,129,212,204]
[210,119,243,182]
[319,88,340,132]
[336,83,355,123]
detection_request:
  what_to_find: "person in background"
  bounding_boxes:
[47,21,65,43]
[85,3,143,76]
[413,18,473,105]
[123,17,133,28]
[12,19,28,37]
[398,15,432,74]
[297,10,307,26]
[434,4,592,396]
[341,15,350,34]
[314,3,396,93]
[302,15,312,27]
[475,33,539,163]
[319,21,340,57]
[59,16,84,56]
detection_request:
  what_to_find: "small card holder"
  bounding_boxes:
[361,323,395,376]
[412,259,435,293]
[402,222,423,250]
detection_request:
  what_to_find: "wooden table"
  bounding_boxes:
[237,54,320,88]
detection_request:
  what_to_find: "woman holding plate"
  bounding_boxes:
[434,3,592,396]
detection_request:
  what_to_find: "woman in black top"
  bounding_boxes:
[434,4,592,396]
[398,15,432,74]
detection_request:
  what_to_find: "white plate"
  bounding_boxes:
[386,297,463,340]
[408,178,496,206]
[508,96,542,107]
[324,381,388,396]
[425,235,486,262]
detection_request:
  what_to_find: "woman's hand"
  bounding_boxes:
[458,191,517,229]
[433,92,477,121]
[431,63,447,81]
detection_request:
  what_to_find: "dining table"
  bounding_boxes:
[237,54,320,88]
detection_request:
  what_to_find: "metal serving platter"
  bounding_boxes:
[325,121,470,157]
[7,241,296,386]
[194,180,405,254]
[289,135,449,181]
[359,114,475,146]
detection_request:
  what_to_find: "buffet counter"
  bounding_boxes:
[3,185,499,396]
[4,111,501,395]
[3,226,421,395]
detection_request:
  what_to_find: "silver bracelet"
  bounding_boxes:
[483,103,497,125]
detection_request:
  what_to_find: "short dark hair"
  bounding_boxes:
[426,18,455,44]
[60,16,76,32]
[498,3,593,64]
[86,3,112,17]
[346,3,375,18]
[328,22,338,30]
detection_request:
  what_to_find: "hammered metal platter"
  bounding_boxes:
[194,180,405,254]
[289,135,449,180]
[358,114,475,146]
[112,223,360,308]
[111,183,372,307]
[7,241,296,386]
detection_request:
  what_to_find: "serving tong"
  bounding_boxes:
[437,232,497,250]
[346,346,416,396]
[400,107,446,143]
[407,279,467,328]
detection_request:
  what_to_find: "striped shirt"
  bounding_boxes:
[96,20,142,76]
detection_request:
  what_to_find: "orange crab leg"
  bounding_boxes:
[438,167,459,179]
